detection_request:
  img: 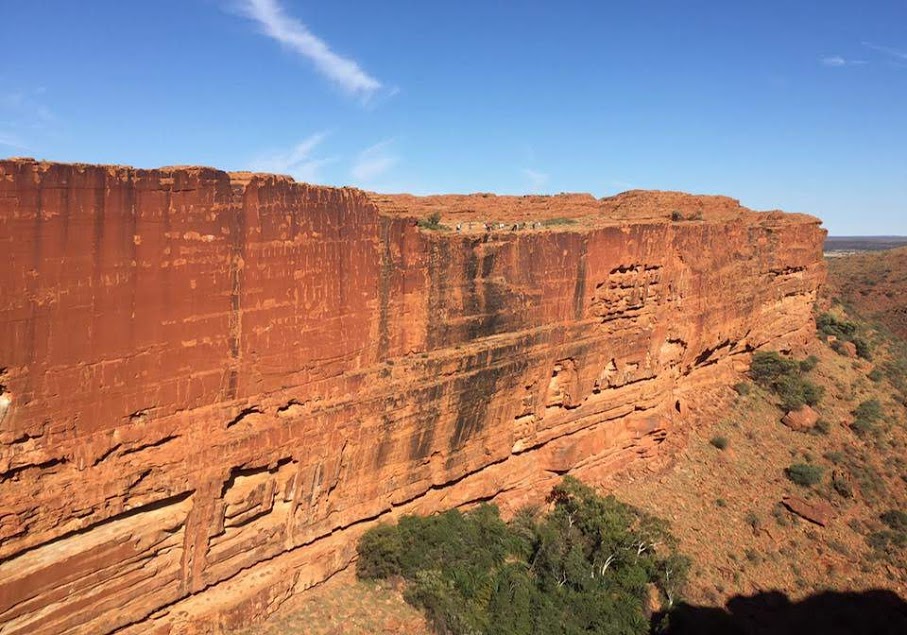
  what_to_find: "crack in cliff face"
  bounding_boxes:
[572,237,588,320]
[120,434,178,457]
[225,406,264,429]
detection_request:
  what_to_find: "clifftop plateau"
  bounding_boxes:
[0,159,825,634]
[371,188,812,226]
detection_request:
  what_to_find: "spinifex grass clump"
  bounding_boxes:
[357,477,689,635]
[785,463,825,487]
[852,398,885,437]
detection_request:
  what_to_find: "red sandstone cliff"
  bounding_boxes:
[0,159,825,634]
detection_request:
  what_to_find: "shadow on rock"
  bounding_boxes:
[653,589,907,635]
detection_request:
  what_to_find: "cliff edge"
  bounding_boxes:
[0,159,825,634]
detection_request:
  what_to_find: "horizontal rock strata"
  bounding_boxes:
[0,159,825,634]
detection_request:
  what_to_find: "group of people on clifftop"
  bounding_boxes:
[454,221,544,232]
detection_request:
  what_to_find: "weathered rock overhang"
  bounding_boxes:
[0,159,825,634]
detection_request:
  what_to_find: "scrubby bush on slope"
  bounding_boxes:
[817,312,873,360]
[785,463,825,487]
[749,351,824,412]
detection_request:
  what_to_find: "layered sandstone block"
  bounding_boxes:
[0,159,825,634]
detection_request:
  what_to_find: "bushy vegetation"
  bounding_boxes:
[866,529,907,555]
[709,436,729,450]
[816,312,857,341]
[832,471,853,499]
[542,217,577,227]
[785,463,825,488]
[356,477,689,635]
[733,382,751,396]
[881,339,907,406]
[669,210,703,221]
[880,509,907,532]
[798,355,819,373]
[851,398,884,437]
[867,510,907,562]
[825,447,887,503]
[418,211,447,230]
[817,313,873,360]
[813,418,831,435]
[749,351,824,412]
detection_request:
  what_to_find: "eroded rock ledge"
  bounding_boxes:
[0,159,825,634]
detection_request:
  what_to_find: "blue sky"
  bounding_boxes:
[2,1,905,235]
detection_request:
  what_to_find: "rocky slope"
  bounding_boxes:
[0,159,825,634]
[826,246,907,339]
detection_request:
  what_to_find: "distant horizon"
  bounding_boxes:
[826,235,907,240]
[2,1,905,234]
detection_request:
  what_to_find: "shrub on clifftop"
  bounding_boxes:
[418,211,446,230]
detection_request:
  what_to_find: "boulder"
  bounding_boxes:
[782,495,833,527]
[841,341,858,358]
[781,405,819,432]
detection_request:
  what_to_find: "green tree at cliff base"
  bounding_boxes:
[356,477,689,635]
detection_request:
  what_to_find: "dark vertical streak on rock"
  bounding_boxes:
[25,181,44,387]
[449,352,530,452]
[337,193,347,313]
[226,185,246,400]
[374,412,395,469]
[464,239,504,341]
[478,249,502,338]
[377,217,392,361]
[463,240,479,341]
[426,238,450,350]
[125,173,138,347]
[573,236,587,321]
[408,383,444,461]
[91,175,106,364]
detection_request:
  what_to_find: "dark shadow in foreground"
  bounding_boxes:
[653,589,907,635]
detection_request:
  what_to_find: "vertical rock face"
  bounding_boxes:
[0,159,825,634]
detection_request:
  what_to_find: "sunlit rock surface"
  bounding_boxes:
[0,159,825,634]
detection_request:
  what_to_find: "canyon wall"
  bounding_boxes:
[0,159,825,634]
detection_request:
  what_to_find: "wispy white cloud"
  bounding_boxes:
[0,131,28,150]
[522,168,549,192]
[351,139,398,182]
[233,0,382,100]
[821,55,867,67]
[862,41,907,68]
[248,131,336,182]
[863,41,907,61]
[0,89,59,151]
